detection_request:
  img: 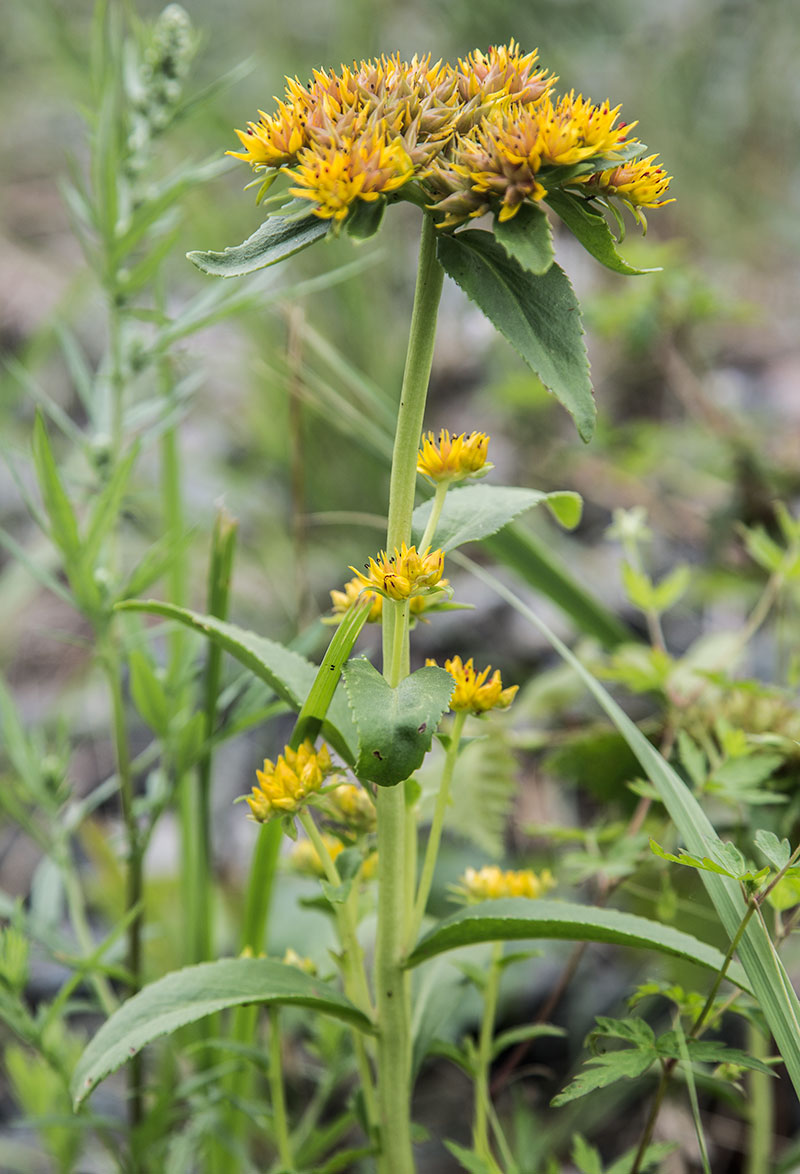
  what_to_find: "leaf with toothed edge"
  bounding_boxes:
[187,210,330,277]
[437,229,595,442]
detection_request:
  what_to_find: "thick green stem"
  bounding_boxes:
[418,480,449,555]
[746,1021,772,1174]
[410,708,466,944]
[376,213,444,1174]
[473,941,503,1160]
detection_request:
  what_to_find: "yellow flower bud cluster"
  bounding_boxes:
[427,655,518,714]
[351,543,445,602]
[325,783,377,833]
[229,41,671,232]
[329,575,448,624]
[289,833,344,877]
[246,741,335,823]
[416,429,491,483]
[454,865,555,903]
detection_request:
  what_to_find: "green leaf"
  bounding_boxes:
[116,600,356,761]
[571,1134,603,1174]
[128,649,170,739]
[753,830,791,872]
[552,1048,655,1106]
[492,1023,565,1060]
[72,958,374,1106]
[345,197,386,240]
[437,230,595,442]
[342,658,453,787]
[31,412,80,561]
[187,212,330,277]
[406,898,753,991]
[494,203,555,275]
[546,190,657,276]
[444,1141,495,1174]
[411,485,582,553]
[457,556,800,1102]
[81,445,139,571]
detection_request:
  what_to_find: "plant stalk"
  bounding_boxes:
[376,212,444,1174]
[473,941,503,1161]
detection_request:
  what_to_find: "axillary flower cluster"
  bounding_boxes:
[229,41,672,231]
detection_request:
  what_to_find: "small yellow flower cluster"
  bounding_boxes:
[289,833,344,876]
[326,783,377,833]
[417,429,491,483]
[454,865,555,903]
[329,575,446,624]
[351,543,445,602]
[427,655,518,713]
[247,741,335,823]
[229,41,671,231]
[283,947,317,974]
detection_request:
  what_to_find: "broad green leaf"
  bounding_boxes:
[343,658,453,787]
[345,197,386,239]
[494,203,555,275]
[117,600,356,761]
[71,958,374,1106]
[754,829,792,872]
[31,412,80,560]
[412,485,582,553]
[187,212,329,277]
[458,555,800,1101]
[546,190,657,276]
[406,899,753,991]
[552,1049,655,1106]
[437,230,595,442]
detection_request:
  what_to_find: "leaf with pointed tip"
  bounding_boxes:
[494,203,555,275]
[72,958,374,1106]
[437,230,595,442]
[116,600,357,761]
[343,658,453,787]
[547,190,658,276]
[406,898,753,992]
[187,211,329,277]
[411,485,582,553]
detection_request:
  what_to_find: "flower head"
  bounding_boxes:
[578,154,674,210]
[246,741,335,823]
[417,429,491,483]
[288,124,414,221]
[351,542,445,602]
[329,574,450,624]
[289,832,344,876]
[427,655,518,713]
[452,864,555,903]
[325,782,377,833]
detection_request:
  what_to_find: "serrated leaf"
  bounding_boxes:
[71,958,374,1106]
[494,203,555,275]
[406,898,753,992]
[656,1033,775,1075]
[444,1141,495,1174]
[591,1015,655,1048]
[437,230,595,442]
[116,600,356,761]
[546,190,657,276]
[411,484,580,553]
[342,658,453,787]
[552,1048,655,1106]
[571,1134,603,1174]
[187,211,329,277]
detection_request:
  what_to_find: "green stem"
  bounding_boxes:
[746,1020,772,1174]
[418,480,449,554]
[410,708,466,944]
[100,636,144,1130]
[375,213,444,1174]
[473,941,503,1161]
[268,1006,293,1169]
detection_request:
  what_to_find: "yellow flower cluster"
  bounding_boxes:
[326,782,377,833]
[289,832,344,876]
[417,429,491,483]
[329,575,446,624]
[229,41,671,230]
[351,542,445,602]
[454,865,555,903]
[427,655,518,713]
[246,741,335,823]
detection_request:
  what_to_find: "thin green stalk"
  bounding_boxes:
[100,637,143,1130]
[418,480,449,554]
[473,941,503,1161]
[410,708,466,944]
[59,851,117,1018]
[376,212,444,1174]
[268,1006,293,1170]
[746,1020,773,1174]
